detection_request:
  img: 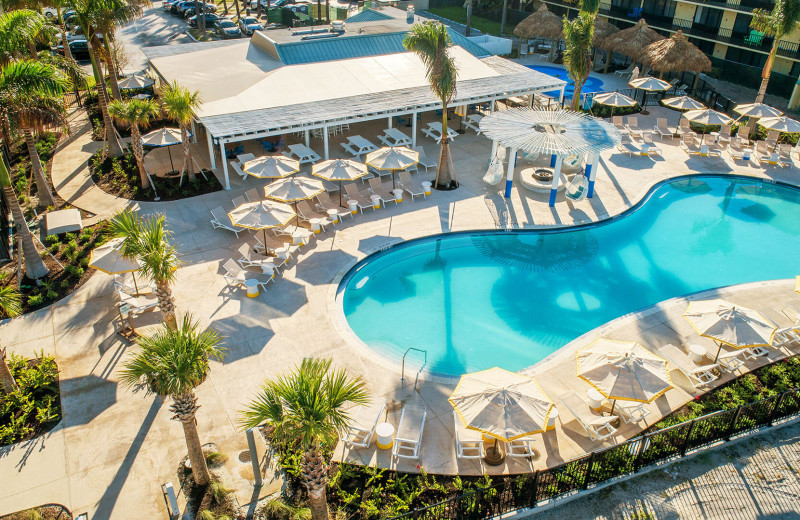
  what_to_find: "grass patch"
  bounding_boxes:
[427,6,516,36]
[0,505,72,520]
[188,28,220,41]
[177,450,239,520]
[0,352,61,447]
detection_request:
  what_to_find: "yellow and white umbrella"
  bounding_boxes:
[683,109,733,126]
[228,200,295,246]
[593,92,637,107]
[758,115,800,134]
[628,76,671,92]
[795,275,800,295]
[243,155,299,179]
[312,158,368,207]
[264,176,325,228]
[662,95,704,111]
[683,299,776,361]
[577,339,672,412]
[365,146,418,190]
[89,237,143,294]
[449,367,554,442]
[733,102,782,119]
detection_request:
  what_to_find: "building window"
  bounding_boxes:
[732,13,753,36]
[642,0,676,19]
[725,46,768,67]
[689,37,715,55]
[693,6,723,30]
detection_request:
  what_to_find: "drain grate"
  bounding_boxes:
[238,450,252,463]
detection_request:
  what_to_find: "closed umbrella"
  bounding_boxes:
[592,91,637,118]
[228,200,295,247]
[243,155,299,179]
[683,108,733,126]
[365,146,418,190]
[312,158,368,207]
[141,127,184,173]
[264,176,325,228]
[118,74,154,90]
[88,237,142,295]
[758,116,800,134]
[577,339,672,413]
[449,367,554,462]
[684,299,776,362]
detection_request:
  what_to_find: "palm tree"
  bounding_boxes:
[562,12,594,111]
[240,358,368,520]
[0,285,22,393]
[108,98,159,189]
[751,0,800,103]
[108,209,181,328]
[403,22,459,190]
[120,315,225,485]
[93,0,145,100]
[160,81,202,182]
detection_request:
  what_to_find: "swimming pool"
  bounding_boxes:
[339,176,800,377]
[526,65,604,99]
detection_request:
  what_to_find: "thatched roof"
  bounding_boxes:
[639,30,712,73]
[593,17,619,46]
[514,4,564,40]
[600,19,664,60]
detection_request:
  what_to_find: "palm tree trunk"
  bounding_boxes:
[181,124,194,181]
[94,77,124,158]
[499,0,508,35]
[130,124,148,189]
[303,447,329,520]
[1,110,13,158]
[23,129,56,208]
[171,392,211,486]
[155,278,177,329]
[316,0,321,23]
[755,42,778,103]
[434,104,455,189]
[464,0,472,37]
[0,183,49,280]
[325,0,329,22]
[222,0,229,14]
[103,36,122,101]
[0,347,19,393]
[234,0,241,19]
[58,8,74,62]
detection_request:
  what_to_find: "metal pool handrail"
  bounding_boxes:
[401,347,428,388]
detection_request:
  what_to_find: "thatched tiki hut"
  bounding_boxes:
[592,17,620,69]
[640,30,712,93]
[600,19,664,73]
[514,4,564,60]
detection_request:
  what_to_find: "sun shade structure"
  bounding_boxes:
[243,155,299,179]
[600,19,664,61]
[513,4,564,40]
[758,116,800,133]
[118,74,155,90]
[640,30,712,74]
[89,238,142,294]
[593,92,637,107]
[684,299,776,361]
[733,103,783,119]
[449,367,554,441]
[577,339,672,410]
[628,77,671,92]
[264,176,325,202]
[365,146,418,189]
[593,17,620,46]
[662,95,705,111]
[312,158,368,206]
[683,108,733,126]
[141,127,186,174]
[228,199,296,246]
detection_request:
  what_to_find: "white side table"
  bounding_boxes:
[392,188,404,203]
[309,218,323,234]
[586,388,604,411]
[326,209,339,223]
[546,407,559,431]
[370,194,382,209]
[348,200,359,214]
[375,422,395,449]
[421,181,432,195]
[244,278,260,298]
[688,344,707,363]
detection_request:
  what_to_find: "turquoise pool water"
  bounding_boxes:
[526,65,605,98]
[339,176,800,377]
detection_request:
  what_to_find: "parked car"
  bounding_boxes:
[238,16,261,35]
[184,3,217,17]
[213,18,241,38]
[188,13,220,27]
[162,0,178,9]
[258,0,290,9]
[58,26,103,42]
[56,39,90,60]
[171,1,195,15]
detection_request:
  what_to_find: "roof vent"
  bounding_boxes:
[330,20,345,32]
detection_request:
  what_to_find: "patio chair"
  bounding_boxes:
[236,243,284,276]
[716,124,732,144]
[737,124,752,143]
[557,391,618,442]
[344,182,375,213]
[453,411,484,459]
[773,326,800,348]
[641,133,662,156]
[617,136,641,156]
[616,402,650,424]
[653,118,674,140]
[115,287,159,315]
[755,140,777,165]
[727,137,747,161]
[613,63,635,77]
[271,225,314,246]
[779,143,793,165]
[464,114,483,135]
[244,188,261,203]
[680,134,702,155]
[210,206,244,238]
[701,134,724,157]
[296,200,333,230]
[222,258,273,292]
[413,146,438,173]
[612,116,629,134]
[253,233,302,259]
[677,118,692,136]
[367,165,390,181]
[368,177,398,206]
[767,130,780,142]
[343,401,386,449]
[399,171,426,201]
[657,344,720,388]
[780,304,800,325]
[625,116,644,137]
[315,192,352,220]
[393,404,427,459]
[232,195,247,208]
[506,435,539,458]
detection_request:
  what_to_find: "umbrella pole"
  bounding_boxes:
[263,229,268,252]
[168,147,175,173]
[392,170,396,190]
[610,399,616,414]
[339,180,344,208]
[132,271,140,296]
[714,342,722,363]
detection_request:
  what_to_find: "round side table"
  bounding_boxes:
[327,209,339,223]
[586,388,604,411]
[309,218,323,234]
[370,194,382,209]
[348,200,359,214]
[375,422,395,449]
[244,279,259,298]
[392,188,404,203]
[688,344,707,363]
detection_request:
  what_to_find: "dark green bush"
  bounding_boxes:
[0,351,61,446]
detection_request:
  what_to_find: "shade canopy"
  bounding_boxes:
[227,200,295,230]
[684,299,776,349]
[577,339,672,403]
[593,91,637,107]
[593,17,620,46]
[312,158,368,182]
[118,74,155,90]
[759,116,800,133]
[733,103,782,119]
[628,76,671,92]
[243,155,299,179]
[662,95,705,111]
[600,19,664,60]
[141,127,183,147]
[264,176,325,202]
[683,108,733,126]
[449,367,554,441]
[365,146,418,171]
[640,30,712,73]
[513,4,564,40]
[88,237,140,274]
[479,106,622,156]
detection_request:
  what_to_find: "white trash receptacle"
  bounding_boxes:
[348,200,359,214]
[375,422,395,449]
[371,194,381,209]
[422,181,432,195]
[392,188,404,203]
[244,279,260,298]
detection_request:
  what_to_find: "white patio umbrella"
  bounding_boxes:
[662,95,705,111]
[132,93,152,100]
[312,158,368,207]
[577,339,672,413]
[264,176,325,228]
[628,76,671,109]
[733,102,782,119]
[118,74,154,90]
[683,299,777,362]
[683,108,733,126]
[592,92,637,119]
[228,200,295,247]
[141,127,184,173]
[243,155,299,179]
[88,237,142,294]
[449,367,554,460]
[365,147,418,190]
[758,116,800,134]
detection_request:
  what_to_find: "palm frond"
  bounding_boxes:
[0,60,71,98]
[0,285,22,318]
[160,80,202,125]
[108,98,160,128]
[403,22,458,105]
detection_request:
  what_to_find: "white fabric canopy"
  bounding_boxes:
[228,200,295,230]
[733,102,782,119]
[628,76,670,91]
[684,299,776,348]
[243,155,299,179]
[263,176,325,202]
[88,237,139,274]
[141,128,183,147]
[662,95,704,111]
[758,116,800,133]
[593,91,637,107]
[683,109,733,126]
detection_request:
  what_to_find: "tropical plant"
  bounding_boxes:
[92,0,145,100]
[160,81,202,181]
[120,315,224,485]
[562,12,594,111]
[258,498,312,520]
[0,10,52,65]
[107,98,159,188]
[108,209,180,328]
[403,22,459,190]
[751,0,800,103]
[240,358,369,520]
[0,285,22,393]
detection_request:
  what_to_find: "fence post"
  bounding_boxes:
[768,391,787,426]
[681,419,696,457]
[530,470,539,508]
[725,405,743,440]
[582,452,595,490]
[633,434,648,472]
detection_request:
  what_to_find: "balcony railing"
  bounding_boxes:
[677,0,774,13]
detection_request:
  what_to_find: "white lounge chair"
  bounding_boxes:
[296,200,333,230]
[625,116,644,138]
[715,349,747,373]
[613,63,635,77]
[271,225,314,245]
[393,404,427,459]
[222,259,274,292]
[640,133,662,156]
[453,411,484,459]
[236,243,284,275]
[658,344,719,388]
[727,137,748,161]
[232,195,247,208]
[344,401,386,448]
[506,436,538,458]
[558,391,618,442]
[253,233,302,259]
[773,326,800,348]
[612,116,629,135]
[676,118,692,137]
[653,118,674,140]
[680,134,702,155]
[616,402,650,424]
[244,188,261,203]
[115,287,159,316]
[210,206,244,238]
[315,191,352,220]
[617,138,641,156]
[398,171,426,201]
[344,182,375,213]
[464,114,483,134]
[413,146,438,173]
[368,178,397,206]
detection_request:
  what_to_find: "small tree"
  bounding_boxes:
[563,12,594,111]
[160,81,202,181]
[751,0,800,103]
[120,315,225,485]
[108,98,159,189]
[0,286,22,393]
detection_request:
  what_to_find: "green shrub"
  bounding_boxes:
[206,451,228,467]
[0,351,61,446]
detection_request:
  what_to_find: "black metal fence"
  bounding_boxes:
[389,387,800,520]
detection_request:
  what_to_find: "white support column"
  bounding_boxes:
[191,120,198,143]
[388,116,393,129]
[305,130,310,147]
[559,87,566,108]
[219,140,231,190]
[586,151,600,198]
[504,147,516,198]
[412,111,417,148]
[490,139,498,164]
[490,99,495,114]
[549,155,563,207]
[528,92,534,107]
[323,126,329,160]
[206,130,216,170]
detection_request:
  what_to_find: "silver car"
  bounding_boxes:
[238,16,262,35]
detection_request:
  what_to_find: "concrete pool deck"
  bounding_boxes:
[2,101,800,518]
